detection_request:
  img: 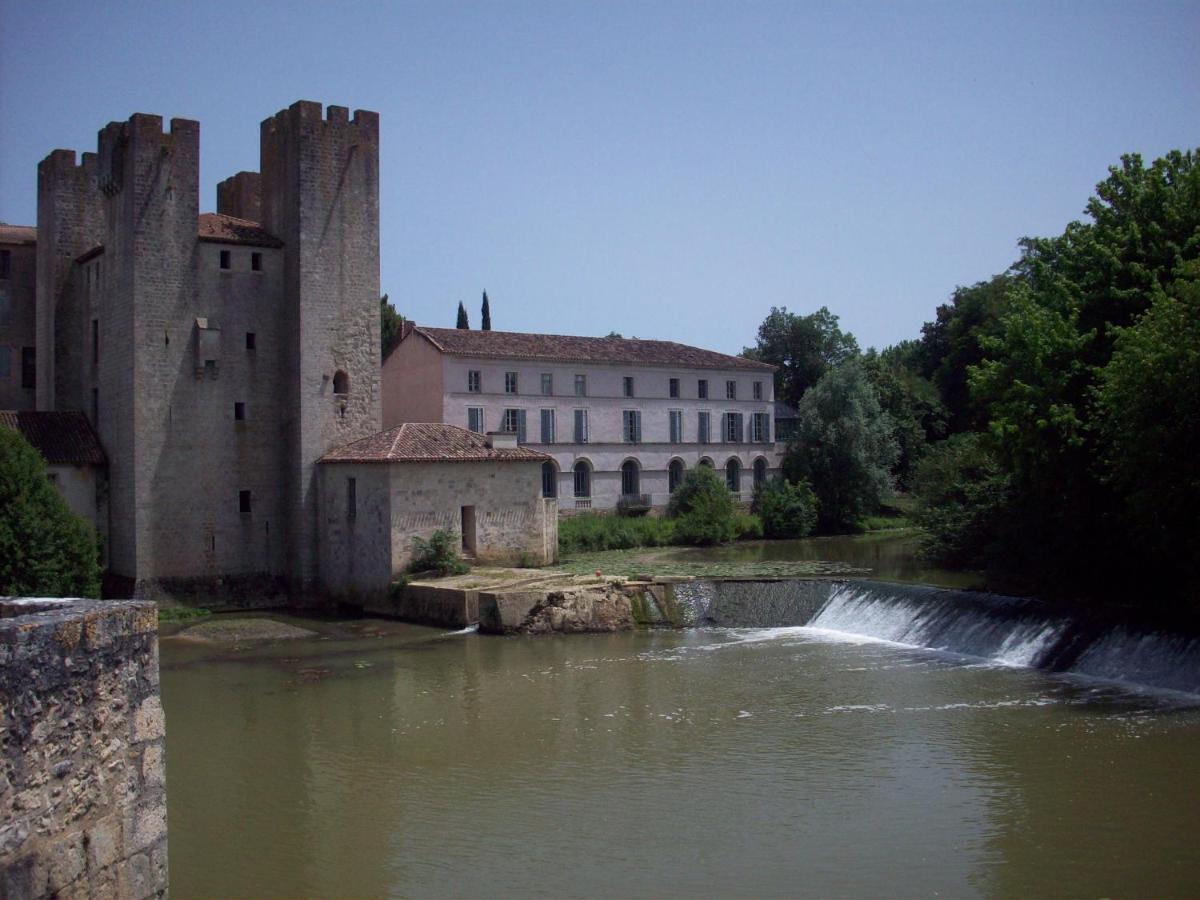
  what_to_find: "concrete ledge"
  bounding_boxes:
[478,591,547,633]
[372,584,479,629]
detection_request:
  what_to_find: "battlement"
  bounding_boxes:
[261,100,379,143]
[217,171,262,222]
[37,148,98,179]
[95,113,199,197]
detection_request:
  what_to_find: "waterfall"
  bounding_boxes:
[807,581,1200,694]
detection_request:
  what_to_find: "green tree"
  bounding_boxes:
[751,477,819,539]
[783,361,898,533]
[915,274,1015,432]
[743,306,859,408]
[911,434,1010,569]
[380,294,404,360]
[0,429,101,597]
[456,302,469,329]
[481,291,492,330]
[863,345,946,490]
[667,467,738,545]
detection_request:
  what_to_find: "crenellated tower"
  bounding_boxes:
[259,101,382,587]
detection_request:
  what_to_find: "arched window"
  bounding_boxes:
[542,461,558,499]
[753,457,768,488]
[668,459,685,493]
[573,460,591,498]
[725,458,740,493]
[698,457,713,469]
[621,459,640,497]
[333,370,350,395]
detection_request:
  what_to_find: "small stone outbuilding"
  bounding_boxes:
[317,423,557,599]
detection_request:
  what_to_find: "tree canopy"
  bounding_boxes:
[380,294,404,360]
[0,429,101,598]
[456,302,469,329]
[481,291,492,330]
[783,360,897,533]
[743,306,859,409]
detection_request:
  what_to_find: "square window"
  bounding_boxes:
[669,409,683,443]
[468,370,481,393]
[246,332,256,350]
[505,371,518,394]
[623,410,641,443]
[574,374,587,397]
[726,380,737,400]
[467,407,484,433]
[541,373,553,396]
[239,489,252,514]
[623,376,635,398]
[754,381,763,400]
[234,401,245,421]
[251,252,262,271]
[540,408,556,443]
[698,379,708,399]
[574,408,589,443]
[219,250,231,270]
[669,377,680,399]
[503,408,520,433]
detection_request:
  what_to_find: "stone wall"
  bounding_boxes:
[0,598,167,899]
[0,237,37,412]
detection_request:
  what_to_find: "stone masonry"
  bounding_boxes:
[0,598,167,899]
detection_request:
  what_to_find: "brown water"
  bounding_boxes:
[161,616,1200,898]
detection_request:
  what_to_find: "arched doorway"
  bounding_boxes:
[573,460,591,498]
[753,457,768,489]
[621,459,640,497]
[668,459,685,493]
[725,458,740,493]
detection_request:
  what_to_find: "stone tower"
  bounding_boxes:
[259,101,382,588]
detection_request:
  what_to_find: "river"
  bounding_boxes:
[161,612,1200,897]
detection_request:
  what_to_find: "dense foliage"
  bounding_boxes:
[456,302,469,329]
[409,529,470,576]
[783,361,898,533]
[752,478,818,539]
[913,149,1200,600]
[667,467,739,545]
[0,429,101,598]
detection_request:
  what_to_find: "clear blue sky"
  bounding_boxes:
[2,1,1196,354]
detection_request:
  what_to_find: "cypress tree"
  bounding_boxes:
[456,302,469,329]
[481,291,492,331]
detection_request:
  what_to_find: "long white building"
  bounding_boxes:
[382,325,782,512]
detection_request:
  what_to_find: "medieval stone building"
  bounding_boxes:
[3,100,562,602]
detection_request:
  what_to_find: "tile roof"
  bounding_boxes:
[197,213,282,248]
[0,223,37,245]
[319,423,550,464]
[410,326,776,372]
[0,411,107,465]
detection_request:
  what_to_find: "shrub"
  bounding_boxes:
[911,434,1010,568]
[409,529,470,576]
[0,428,101,598]
[752,477,819,539]
[558,513,675,554]
[733,511,763,540]
[668,467,738,546]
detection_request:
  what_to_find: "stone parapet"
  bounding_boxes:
[0,598,167,899]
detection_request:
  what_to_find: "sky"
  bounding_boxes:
[1,1,1197,355]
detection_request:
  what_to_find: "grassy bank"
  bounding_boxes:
[558,512,762,554]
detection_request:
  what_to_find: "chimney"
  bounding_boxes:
[485,431,517,450]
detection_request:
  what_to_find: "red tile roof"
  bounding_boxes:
[197,213,282,248]
[0,224,37,245]
[0,411,107,465]
[410,326,776,372]
[319,423,550,464]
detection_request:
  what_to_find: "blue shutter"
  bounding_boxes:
[634,412,642,444]
[517,409,527,444]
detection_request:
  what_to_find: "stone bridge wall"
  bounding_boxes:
[0,598,167,899]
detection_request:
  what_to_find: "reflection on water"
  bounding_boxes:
[162,616,1200,899]
[660,532,986,589]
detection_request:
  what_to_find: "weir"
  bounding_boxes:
[685,578,1200,695]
